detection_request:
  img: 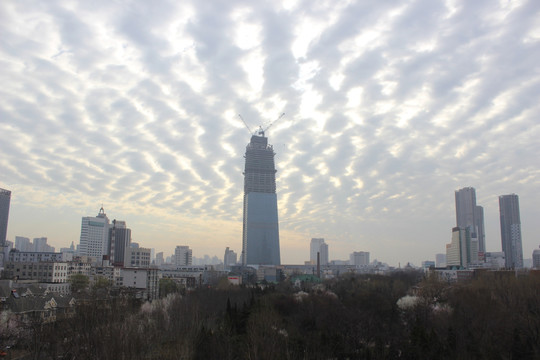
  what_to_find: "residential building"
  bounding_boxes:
[119,267,159,300]
[4,261,69,283]
[174,246,192,266]
[241,133,280,265]
[8,250,64,263]
[124,247,151,268]
[455,187,486,254]
[499,194,523,269]
[155,252,164,266]
[15,236,33,252]
[78,207,110,262]
[350,251,370,267]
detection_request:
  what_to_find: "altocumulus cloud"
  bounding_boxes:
[1,0,540,264]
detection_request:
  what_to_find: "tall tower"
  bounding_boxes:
[0,188,11,247]
[499,194,523,269]
[455,187,485,253]
[78,207,110,261]
[108,219,131,266]
[241,133,280,265]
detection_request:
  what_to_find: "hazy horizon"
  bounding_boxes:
[2,0,540,266]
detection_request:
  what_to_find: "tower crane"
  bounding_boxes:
[258,113,285,137]
[238,112,285,137]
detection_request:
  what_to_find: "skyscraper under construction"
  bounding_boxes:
[241,132,280,265]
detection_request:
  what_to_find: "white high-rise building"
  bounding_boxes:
[350,251,370,267]
[78,207,110,262]
[310,238,329,265]
[174,245,192,266]
[446,227,478,268]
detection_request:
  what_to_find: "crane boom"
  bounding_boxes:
[238,114,252,135]
[260,113,285,137]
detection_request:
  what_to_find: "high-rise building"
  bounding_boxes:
[0,188,11,247]
[224,247,237,270]
[174,245,192,266]
[499,194,523,269]
[78,207,110,261]
[446,227,478,268]
[532,246,540,269]
[108,219,131,266]
[15,236,32,252]
[350,251,370,267]
[155,252,164,266]
[310,238,329,265]
[435,253,447,267]
[455,187,485,253]
[241,133,280,265]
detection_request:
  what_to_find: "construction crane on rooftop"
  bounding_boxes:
[238,113,285,137]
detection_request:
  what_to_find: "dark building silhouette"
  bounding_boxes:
[241,133,280,265]
[499,194,523,268]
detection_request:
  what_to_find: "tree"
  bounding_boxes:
[159,278,180,298]
[69,274,89,293]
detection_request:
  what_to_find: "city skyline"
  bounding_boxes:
[2,1,540,266]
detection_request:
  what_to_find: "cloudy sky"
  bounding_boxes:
[1,0,539,266]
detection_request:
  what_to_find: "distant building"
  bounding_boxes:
[119,267,159,301]
[78,207,110,262]
[484,252,506,269]
[155,252,164,266]
[455,187,486,254]
[310,238,329,265]
[108,219,131,266]
[0,188,11,247]
[241,133,280,266]
[8,250,64,263]
[224,247,237,270]
[124,247,151,268]
[15,236,33,252]
[446,227,478,268]
[4,261,69,283]
[350,251,370,267]
[174,246,192,266]
[435,253,447,268]
[499,194,523,269]
[421,261,435,269]
[532,247,540,269]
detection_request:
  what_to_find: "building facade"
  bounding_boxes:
[310,238,329,265]
[124,247,151,268]
[0,188,11,247]
[78,207,110,261]
[455,187,485,254]
[499,194,523,269]
[224,247,237,270]
[350,251,370,267]
[241,134,280,265]
[446,227,478,268]
[108,219,131,266]
[174,246,192,266]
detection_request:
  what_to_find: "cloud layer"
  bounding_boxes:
[2,0,540,265]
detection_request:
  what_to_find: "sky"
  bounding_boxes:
[1,0,540,266]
